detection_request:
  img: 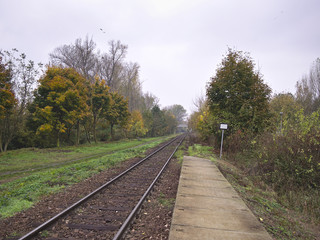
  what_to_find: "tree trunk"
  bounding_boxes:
[66,127,72,143]
[0,137,3,152]
[93,115,97,143]
[57,132,60,148]
[76,121,80,145]
[4,142,9,152]
[110,124,114,140]
[83,124,91,144]
[0,116,15,152]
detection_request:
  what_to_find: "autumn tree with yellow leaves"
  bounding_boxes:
[30,67,89,147]
[104,91,130,140]
[0,55,17,152]
[126,110,148,137]
[90,78,111,143]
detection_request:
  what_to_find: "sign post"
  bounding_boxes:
[219,123,228,159]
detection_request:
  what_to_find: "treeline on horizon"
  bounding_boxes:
[0,37,187,151]
[189,48,320,221]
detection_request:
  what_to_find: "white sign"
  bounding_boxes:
[220,123,228,130]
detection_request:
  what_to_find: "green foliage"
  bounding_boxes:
[150,105,165,136]
[147,105,177,137]
[173,148,184,162]
[256,109,320,190]
[188,144,215,161]
[164,104,187,124]
[157,192,175,208]
[206,48,271,135]
[163,111,178,135]
[269,92,303,133]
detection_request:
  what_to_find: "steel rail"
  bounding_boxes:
[17,135,182,240]
[113,134,186,240]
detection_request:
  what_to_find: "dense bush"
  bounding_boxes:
[256,110,320,191]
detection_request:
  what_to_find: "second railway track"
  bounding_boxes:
[17,134,185,240]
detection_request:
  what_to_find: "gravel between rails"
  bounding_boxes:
[124,157,181,240]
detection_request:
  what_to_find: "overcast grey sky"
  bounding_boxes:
[1,0,319,114]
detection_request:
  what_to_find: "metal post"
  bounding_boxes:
[220,129,224,159]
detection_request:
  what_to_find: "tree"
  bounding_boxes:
[0,49,42,151]
[90,78,111,143]
[105,91,129,140]
[30,67,89,147]
[0,55,17,152]
[141,92,159,112]
[120,62,142,112]
[270,93,303,133]
[164,104,187,124]
[127,110,148,137]
[296,58,320,114]
[188,94,207,134]
[192,93,206,113]
[206,48,271,134]
[163,111,178,134]
[98,40,128,91]
[150,105,166,137]
[0,55,15,119]
[50,36,98,82]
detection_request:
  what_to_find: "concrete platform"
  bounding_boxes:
[169,156,272,240]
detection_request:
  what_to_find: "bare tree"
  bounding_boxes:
[120,62,142,111]
[296,76,313,113]
[192,93,207,112]
[98,40,128,91]
[140,92,159,112]
[309,58,320,104]
[50,36,98,82]
[296,58,320,113]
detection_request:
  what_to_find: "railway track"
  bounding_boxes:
[17,134,185,240]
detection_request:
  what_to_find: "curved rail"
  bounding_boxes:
[17,135,183,240]
[113,134,186,240]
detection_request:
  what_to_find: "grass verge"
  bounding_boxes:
[0,137,167,183]
[0,136,173,218]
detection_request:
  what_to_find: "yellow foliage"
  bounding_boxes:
[128,110,147,137]
[37,123,53,133]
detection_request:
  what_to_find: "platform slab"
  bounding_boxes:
[169,156,272,240]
